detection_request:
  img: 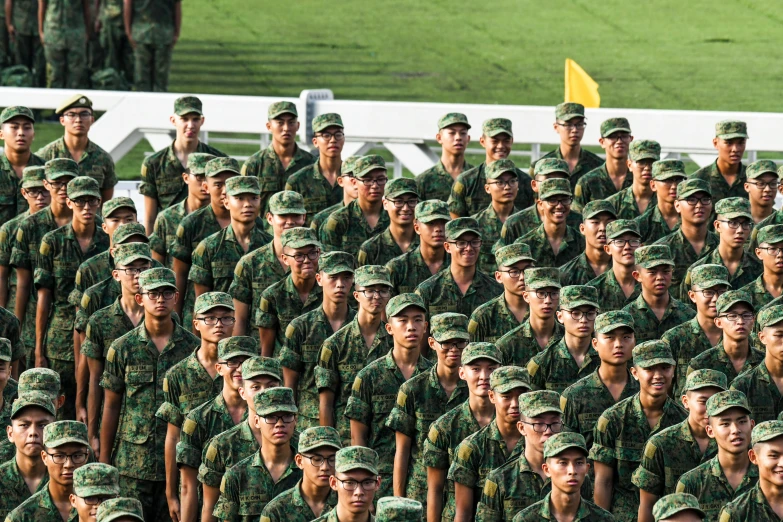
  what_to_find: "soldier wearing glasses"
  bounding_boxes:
[690,120,749,201]
[587,219,642,311]
[742,225,783,309]
[559,200,615,287]
[743,159,779,225]
[634,160,687,245]
[607,140,660,220]
[357,178,420,267]
[70,463,121,522]
[312,446,381,522]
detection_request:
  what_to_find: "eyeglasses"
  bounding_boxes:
[63,111,93,120]
[218,357,249,369]
[717,220,752,231]
[283,250,320,263]
[262,413,295,424]
[487,179,519,188]
[357,288,391,298]
[556,122,587,130]
[386,198,419,209]
[81,495,116,506]
[357,177,388,187]
[24,188,47,198]
[334,477,379,491]
[197,316,236,326]
[302,454,336,467]
[71,197,100,208]
[316,131,345,141]
[532,290,560,300]
[46,451,89,465]
[747,180,779,190]
[141,289,176,300]
[720,312,755,323]
[679,196,712,206]
[543,197,573,207]
[693,288,726,299]
[610,239,642,248]
[521,420,564,433]
[116,266,150,276]
[563,309,597,321]
[448,239,482,250]
[605,134,632,142]
[498,268,523,279]
[760,246,783,256]
[46,181,68,190]
[437,340,468,351]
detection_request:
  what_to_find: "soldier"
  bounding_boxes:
[590,341,687,522]
[416,113,474,202]
[198,357,282,522]
[588,219,642,311]
[375,497,423,521]
[680,198,761,300]
[100,268,200,522]
[140,96,226,232]
[622,245,695,344]
[676,390,758,522]
[213,387,302,521]
[691,121,749,201]
[0,392,55,518]
[447,118,533,218]
[530,102,604,189]
[607,140,660,220]
[0,106,44,220]
[37,96,117,201]
[423,342,501,522]
[312,446,380,522]
[282,251,356,430]
[124,0,180,91]
[470,159,520,273]
[96,498,144,522]
[6,2,45,86]
[69,463,120,522]
[468,243,533,343]
[320,154,390,255]
[357,177,419,267]
[517,178,585,267]
[633,370,724,522]
[741,224,783,308]
[559,200,615,286]
[18,367,65,412]
[178,336,257,522]
[230,190,305,337]
[386,313,470,509]
[748,173,783,257]
[386,199,450,296]
[38,0,89,88]
[315,265,394,443]
[258,227,323,357]
[744,160,778,225]
[573,118,634,213]
[686,291,763,384]
[7,421,90,522]
[345,293,432,499]
[415,217,502,317]
[36,176,109,419]
[95,0,132,81]
[449,366,530,522]
[286,113,345,223]
[310,157,359,235]
[561,310,639,450]
[495,267,564,367]
[718,420,783,521]
[0,337,15,457]
[635,160,687,245]
[652,493,706,522]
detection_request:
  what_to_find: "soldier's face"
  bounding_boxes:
[414,219,446,248]
[338,175,360,199]
[714,303,754,341]
[267,212,306,237]
[42,442,89,486]
[21,186,51,212]
[714,137,746,165]
[354,285,390,315]
[538,196,571,225]
[488,388,522,423]
[205,172,235,207]
[580,213,612,249]
[628,158,654,186]
[0,117,34,152]
[634,265,673,296]
[330,470,379,514]
[523,286,559,320]
[8,407,53,457]
[112,260,151,294]
[750,438,783,487]
[484,173,518,204]
[745,173,779,208]
[495,260,530,295]
[675,191,712,226]
[459,360,499,397]
[255,410,296,446]
[217,356,250,391]
[383,194,418,225]
[714,216,751,248]
[682,387,722,431]
[599,132,632,160]
[659,511,708,522]
[687,285,726,319]
[185,172,209,201]
[227,193,261,223]
[554,117,585,146]
[69,494,113,522]
[102,209,137,238]
[430,338,466,369]
[386,307,427,349]
[316,271,353,304]
[519,412,562,451]
[444,232,480,268]
[651,177,684,204]
[296,448,337,488]
[282,246,319,278]
[592,327,635,367]
[0,360,9,389]
[172,113,204,140]
[479,133,512,161]
[357,171,386,203]
[312,125,344,158]
[60,109,93,136]
[542,449,589,495]
[760,323,783,360]
[267,114,299,146]
[239,377,280,411]
[756,242,783,275]
[706,408,753,455]
[437,124,470,155]
[139,288,178,316]
[604,234,640,266]
[631,363,674,397]
[556,306,596,339]
[194,307,235,343]
[45,177,72,204]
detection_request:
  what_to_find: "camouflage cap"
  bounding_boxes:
[386,293,426,318]
[113,242,153,267]
[312,113,343,133]
[354,155,388,179]
[341,156,360,176]
[633,340,675,368]
[652,493,706,521]
[600,117,631,138]
[747,159,779,179]
[0,337,10,362]
[241,356,282,381]
[138,267,177,291]
[268,101,298,119]
[225,175,261,197]
[559,285,599,310]
[0,105,35,124]
[384,177,418,199]
[485,159,518,180]
[415,200,450,223]
[555,102,585,122]
[375,497,423,522]
[461,342,502,365]
[606,219,640,239]
[629,140,661,162]
[524,267,561,290]
[103,197,136,217]
[96,498,144,522]
[67,176,101,199]
[113,223,147,245]
[756,305,783,329]
[174,95,203,116]
[438,113,471,130]
[217,336,257,362]
[538,178,572,200]
[319,251,355,275]
[56,94,92,114]
[716,120,748,140]
[756,224,783,245]
[21,166,46,189]
[715,290,754,315]
[269,190,307,215]
[594,310,634,334]
[582,199,617,220]
[253,387,297,416]
[19,367,61,396]
[482,118,513,138]
[205,157,241,178]
[11,391,55,418]
[706,390,751,417]
[543,432,588,458]
[495,243,534,268]
[520,390,562,417]
[74,463,120,498]
[682,369,727,393]
[634,245,675,269]
[445,217,481,241]
[652,160,687,181]
[690,264,730,290]
[44,420,89,448]
[354,265,392,288]
[187,153,216,175]
[677,178,712,199]
[281,227,320,249]
[194,291,235,315]
[715,197,751,220]
[753,420,783,445]
[298,426,342,453]
[490,365,531,393]
[533,158,570,178]
[335,446,379,474]
[431,313,470,342]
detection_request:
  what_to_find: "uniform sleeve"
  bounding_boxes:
[319,215,342,253]
[0,223,14,266]
[10,221,31,270]
[150,212,168,256]
[139,156,158,198]
[4,313,23,362]
[212,469,240,521]
[241,156,259,178]
[526,352,547,391]
[447,438,480,487]
[588,413,616,466]
[498,219,515,247]
[447,179,468,217]
[384,382,416,437]
[344,370,373,425]
[279,320,304,372]
[571,178,588,214]
[33,234,54,291]
[561,389,580,434]
[718,505,740,522]
[468,308,486,343]
[82,319,103,360]
[631,438,665,495]
[475,475,503,522]
[421,419,450,469]
[228,257,252,305]
[100,340,126,393]
[170,224,191,262]
[188,240,213,287]
[177,413,203,469]
[315,338,339,392]
[256,290,279,329]
[156,372,184,427]
[198,440,226,488]
[68,266,86,308]
[102,155,118,189]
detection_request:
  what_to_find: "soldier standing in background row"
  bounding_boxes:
[6,0,46,85]
[124,0,180,91]
[38,0,89,88]
[416,113,473,202]
[96,0,132,81]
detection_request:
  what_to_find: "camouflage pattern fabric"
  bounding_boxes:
[319,199,391,255]
[386,247,450,296]
[256,275,323,356]
[36,137,117,190]
[675,456,758,522]
[0,457,48,519]
[661,317,716,397]
[39,0,87,88]
[0,154,44,220]
[468,294,527,344]
[415,269,502,318]
[471,204,518,273]
[527,339,601,394]
[416,160,474,203]
[0,211,29,316]
[529,147,604,190]
[511,494,614,522]
[572,164,632,214]
[285,162,344,226]
[679,250,762,303]
[358,228,420,267]
[81,298,137,362]
[156,348,223,429]
[730,362,783,423]
[739,275,779,310]
[686,343,765,387]
[127,0,179,46]
[634,205,681,245]
[621,294,696,344]
[653,229,720,300]
[690,161,748,201]
[447,163,534,217]
[176,393,246,470]
[718,483,781,522]
[310,202,343,235]
[259,479,338,522]
[587,270,641,312]
[497,207,583,248]
[606,186,657,221]
[5,486,77,522]
[198,420,261,489]
[150,199,188,268]
[0,379,20,461]
[495,320,564,367]
[516,224,585,268]
[559,253,604,287]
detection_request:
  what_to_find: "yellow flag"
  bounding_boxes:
[564,58,600,108]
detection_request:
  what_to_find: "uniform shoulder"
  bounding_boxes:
[34,139,59,158]
[578,164,606,182]
[486,454,521,482]
[472,293,502,315]
[201,143,227,157]
[455,164,481,183]
[415,271,445,292]
[355,355,387,379]
[7,489,46,520]
[562,372,599,398]
[261,486,297,516]
[286,163,316,185]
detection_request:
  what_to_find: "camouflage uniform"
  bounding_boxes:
[310,202,343,235]
[498,207,583,248]
[635,206,682,245]
[310,447,379,522]
[512,494,613,522]
[687,342,764,386]
[0,209,30,316]
[97,0,133,82]
[0,341,19,461]
[495,320,564,368]
[530,147,604,193]
[96,498,145,522]
[623,293,695,344]
[260,479,338,522]
[416,267,501,318]
[8,3,46,86]
[689,121,749,201]
[39,0,87,88]
[128,0,180,91]
[0,118,44,218]
[0,454,49,519]
[607,186,658,221]
[387,247,450,296]
[729,361,783,424]
[663,318,719,398]
[320,197,390,256]
[558,201,616,287]
[587,270,641,312]
[37,137,117,194]
[739,274,779,309]
[358,229,421,268]
[415,114,473,203]
[573,165,633,214]
[517,221,585,269]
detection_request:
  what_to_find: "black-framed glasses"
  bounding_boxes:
[81,495,117,506]
[520,420,564,434]
[692,288,726,299]
[23,188,47,198]
[316,131,345,141]
[357,177,388,187]
[448,239,482,250]
[487,179,519,188]
[386,198,419,209]
[262,413,295,424]
[71,197,100,208]
[498,268,523,279]
[610,239,641,248]
[717,220,752,231]
[46,451,89,464]
[437,340,468,351]
[680,196,712,206]
[63,111,93,120]
[556,122,587,130]
[218,359,246,369]
[747,180,779,190]
[302,454,337,467]
[357,288,391,298]
[563,309,597,321]
[605,133,632,143]
[720,312,755,323]
[197,316,237,326]
[46,180,68,190]
[334,477,379,491]
[116,266,150,276]
[141,289,176,300]
[544,197,573,207]
[283,250,320,263]
[533,290,560,300]
[760,246,783,256]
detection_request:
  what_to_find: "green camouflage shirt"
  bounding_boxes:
[471,204,518,273]
[653,229,720,300]
[310,202,343,236]
[495,320,564,367]
[128,0,179,45]
[36,138,116,190]
[587,269,641,312]
[76,278,120,333]
[156,348,223,428]
[634,205,681,245]
[256,275,323,355]
[718,483,780,522]
[100,321,200,480]
[416,160,474,203]
[139,141,226,210]
[357,228,419,267]
[588,394,687,522]
[10,0,41,35]
[621,294,696,344]
[319,199,390,255]
[0,458,48,520]
[606,186,657,221]
[527,339,601,394]
[529,147,604,190]
[81,298,137,361]
[385,363,469,505]
[285,162,343,226]
[0,211,30,328]
[0,379,19,461]
[177,392,246,470]
[738,275,778,309]
[69,249,112,308]
[573,164,632,214]
[280,306,357,428]
[386,247,450,296]
[686,342,765,387]
[517,224,585,268]
[229,242,287,338]
[511,494,614,522]
[0,154,43,220]
[747,210,783,256]
[729,361,783,423]
[0,308,24,364]
[39,0,85,46]
[150,199,189,268]
[468,294,527,344]
[447,163,534,217]
[497,207,582,248]
[5,486,77,522]
[675,456,758,522]
[559,253,606,287]
[311,510,375,522]
[690,161,748,202]
[259,479,337,522]
[661,317,716,397]
[680,250,762,303]
[198,420,260,489]
[415,268,503,318]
